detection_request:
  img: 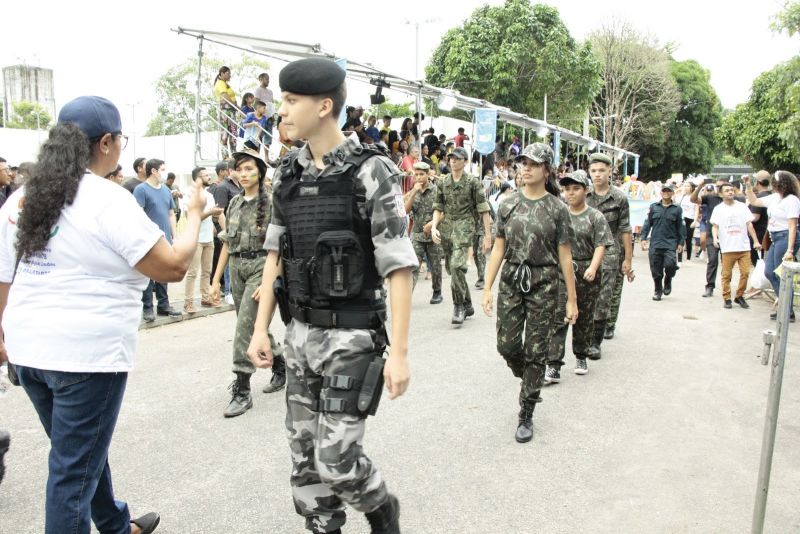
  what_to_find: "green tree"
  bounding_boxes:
[146,54,270,136]
[772,0,800,35]
[644,60,722,178]
[6,101,52,130]
[716,59,800,172]
[425,0,601,127]
[366,99,415,120]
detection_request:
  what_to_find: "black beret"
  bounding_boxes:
[279,58,346,95]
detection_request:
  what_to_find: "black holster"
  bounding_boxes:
[318,353,385,418]
[273,276,291,326]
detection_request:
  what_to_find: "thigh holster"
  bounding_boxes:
[317,353,385,418]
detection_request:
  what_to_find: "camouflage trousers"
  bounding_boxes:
[412,239,442,292]
[284,319,389,533]
[472,229,486,282]
[230,256,281,374]
[441,237,471,305]
[547,265,601,368]
[496,263,558,409]
[594,255,624,328]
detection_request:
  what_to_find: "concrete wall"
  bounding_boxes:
[2,65,56,123]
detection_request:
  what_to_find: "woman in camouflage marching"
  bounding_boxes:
[482,143,578,443]
[211,149,285,418]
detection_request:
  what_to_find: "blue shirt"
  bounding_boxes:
[243,112,268,143]
[365,126,381,142]
[133,182,175,243]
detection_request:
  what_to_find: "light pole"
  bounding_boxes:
[404,17,440,80]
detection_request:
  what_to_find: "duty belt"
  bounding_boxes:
[288,302,386,329]
[230,250,267,259]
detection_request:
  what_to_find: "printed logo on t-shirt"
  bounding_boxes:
[9,196,59,275]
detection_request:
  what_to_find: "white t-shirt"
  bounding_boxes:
[709,201,754,253]
[0,173,163,372]
[761,193,800,232]
[679,194,696,220]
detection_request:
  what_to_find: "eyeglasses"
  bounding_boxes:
[118,134,129,150]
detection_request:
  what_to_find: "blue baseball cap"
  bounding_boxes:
[58,96,121,139]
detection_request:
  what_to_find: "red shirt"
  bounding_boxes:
[454,133,468,147]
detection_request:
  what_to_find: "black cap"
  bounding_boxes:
[279,58,346,95]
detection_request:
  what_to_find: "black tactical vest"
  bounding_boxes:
[276,145,385,322]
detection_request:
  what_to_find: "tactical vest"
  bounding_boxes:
[276,145,386,329]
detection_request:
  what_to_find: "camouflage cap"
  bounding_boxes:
[412,161,430,171]
[232,148,268,177]
[560,170,590,188]
[448,147,469,160]
[515,143,553,165]
[588,152,613,166]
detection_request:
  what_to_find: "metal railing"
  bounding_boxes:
[752,260,799,533]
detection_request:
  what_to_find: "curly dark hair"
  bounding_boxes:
[772,171,800,198]
[16,124,94,260]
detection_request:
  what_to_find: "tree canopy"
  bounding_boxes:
[425,0,600,128]
[716,58,800,173]
[146,55,271,136]
[6,101,52,130]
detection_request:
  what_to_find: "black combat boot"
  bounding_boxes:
[451,304,465,325]
[0,429,9,484]
[429,291,443,304]
[224,372,253,418]
[603,326,615,340]
[514,406,534,443]
[263,355,286,394]
[653,277,663,301]
[464,299,475,318]
[365,494,401,534]
[663,276,673,296]
[587,322,605,360]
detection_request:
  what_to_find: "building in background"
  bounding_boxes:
[2,65,56,127]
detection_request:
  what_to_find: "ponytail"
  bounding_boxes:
[16,123,91,260]
[256,173,269,230]
[544,164,560,197]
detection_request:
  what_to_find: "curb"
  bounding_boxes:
[139,298,234,330]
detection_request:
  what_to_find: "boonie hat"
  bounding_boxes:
[588,153,613,166]
[231,149,268,178]
[515,143,553,166]
[58,96,121,139]
[448,147,469,160]
[560,170,590,188]
[279,58,347,95]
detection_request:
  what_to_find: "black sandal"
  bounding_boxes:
[131,512,160,534]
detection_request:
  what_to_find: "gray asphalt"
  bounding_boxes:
[1,252,799,533]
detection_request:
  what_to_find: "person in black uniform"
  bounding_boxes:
[640,183,686,300]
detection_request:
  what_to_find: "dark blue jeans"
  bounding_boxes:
[764,230,800,303]
[16,366,130,534]
[141,280,169,312]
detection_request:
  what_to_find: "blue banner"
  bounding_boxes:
[474,108,497,155]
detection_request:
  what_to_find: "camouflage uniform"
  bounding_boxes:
[472,215,487,284]
[433,172,489,305]
[409,184,442,292]
[587,186,632,330]
[495,191,574,408]
[548,206,613,367]
[219,194,282,374]
[264,133,418,533]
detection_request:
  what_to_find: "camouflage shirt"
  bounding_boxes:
[587,185,632,266]
[433,172,490,246]
[569,206,614,262]
[219,193,269,254]
[410,184,438,243]
[264,133,418,277]
[496,191,574,266]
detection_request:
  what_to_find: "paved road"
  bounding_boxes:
[2,253,799,533]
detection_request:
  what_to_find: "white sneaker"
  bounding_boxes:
[574,358,588,375]
[224,294,234,305]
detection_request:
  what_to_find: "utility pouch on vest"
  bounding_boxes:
[313,231,364,299]
[273,276,291,326]
[318,352,385,418]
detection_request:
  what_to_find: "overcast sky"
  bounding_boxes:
[2,0,796,135]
